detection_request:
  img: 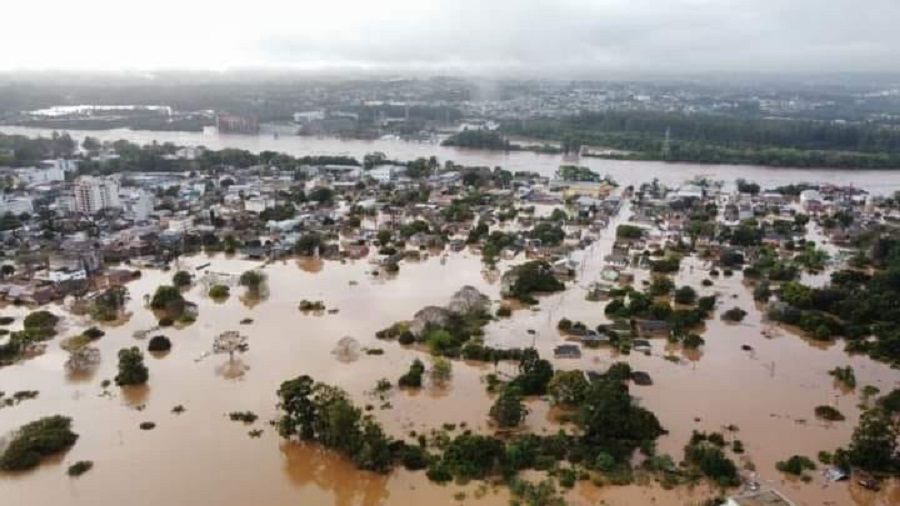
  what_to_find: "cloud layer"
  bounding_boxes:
[2,0,897,74]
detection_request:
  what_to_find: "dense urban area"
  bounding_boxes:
[0,75,898,506]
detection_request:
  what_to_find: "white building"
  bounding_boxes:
[15,166,65,185]
[129,190,154,221]
[74,176,122,214]
[41,159,79,173]
[245,196,276,214]
[368,165,406,183]
[0,195,34,215]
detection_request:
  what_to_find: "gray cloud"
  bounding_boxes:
[254,0,900,75]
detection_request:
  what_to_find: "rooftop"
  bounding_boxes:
[727,490,794,506]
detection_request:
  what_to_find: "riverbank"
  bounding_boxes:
[4,126,900,195]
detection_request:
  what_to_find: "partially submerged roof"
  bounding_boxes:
[727,490,794,506]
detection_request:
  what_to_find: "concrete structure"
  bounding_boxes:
[130,190,154,221]
[16,166,65,185]
[0,195,34,215]
[74,176,121,214]
[368,165,406,183]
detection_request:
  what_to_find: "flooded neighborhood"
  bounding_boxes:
[0,127,897,506]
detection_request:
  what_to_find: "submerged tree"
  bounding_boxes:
[213,331,249,362]
[239,270,267,295]
[115,347,148,386]
[65,346,101,373]
[490,384,527,429]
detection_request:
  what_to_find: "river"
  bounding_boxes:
[4,126,900,195]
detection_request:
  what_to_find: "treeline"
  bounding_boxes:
[0,132,77,165]
[503,111,900,169]
[441,130,510,150]
[75,138,360,174]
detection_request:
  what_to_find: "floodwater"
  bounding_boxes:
[1,197,898,506]
[4,125,900,195]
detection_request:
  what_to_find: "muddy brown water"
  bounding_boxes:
[1,205,899,506]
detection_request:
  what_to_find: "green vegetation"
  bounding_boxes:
[115,347,149,386]
[489,385,527,428]
[89,286,128,321]
[430,358,452,385]
[814,405,845,422]
[398,359,426,388]
[0,416,79,471]
[298,299,326,311]
[721,307,747,322]
[67,460,93,477]
[208,284,230,299]
[1,311,62,365]
[547,370,589,407]
[239,270,267,293]
[776,455,816,477]
[173,270,192,288]
[502,110,900,169]
[683,431,740,487]
[276,357,666,487]
[828,366,857,389]
[616,224,644,240]
[833,407,899,474]
[277,376,395,472]
[441,130,509,150]
[228,411,259,424]
[147,335,172,353]
[150,285,185,314]
[557,165,605,182]
[503,261,566,304]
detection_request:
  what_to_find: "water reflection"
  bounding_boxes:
[281,442,390,506]
[215,358,250,380]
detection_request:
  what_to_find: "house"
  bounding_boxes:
[799,189,824,213]
[552,258,578,277]
[637,320,670,336]
[579,331,610,345]
[553,344,581,359]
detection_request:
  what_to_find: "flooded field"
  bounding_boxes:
[1,198,898,506]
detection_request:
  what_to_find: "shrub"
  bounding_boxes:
[83,327,105,340]
[398,331,415,345]
[776,455,816,476]
[496,306,512,318]
[150,285,184,311]
[557,318,573,332]
[239,270,267,291]
[399,359,425,388]
[683,334,705,349]
[158,317,174,327]
[0,416,78,471]
[674,286,697,305]
[814,405,845,422]
[0,316,15,325]
[721,307,747,322]
[147,335,172,353]
[67,460,93,477]
[172,270,192,288]
[208,285,230,299]
[829,366,857,389]
[228,411,258,424]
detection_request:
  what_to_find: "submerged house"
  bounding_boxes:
[553,344,582,359]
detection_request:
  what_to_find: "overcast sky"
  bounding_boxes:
[2,0,897,75]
